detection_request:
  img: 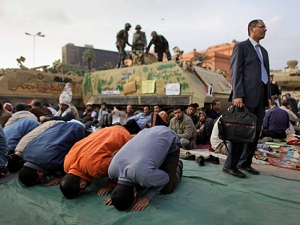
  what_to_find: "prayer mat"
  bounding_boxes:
[266,144,300,171]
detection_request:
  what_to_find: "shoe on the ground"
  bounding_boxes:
[222,167,246,178]
[180,151,196,161]
[205,155,220,164]
[196,156,205,166]
[238,166,260,175]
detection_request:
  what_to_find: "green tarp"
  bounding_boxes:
[0,160,299,225]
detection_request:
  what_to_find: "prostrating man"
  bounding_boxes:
[60,126,131,199]
[169,106,197,150]
[223,19,271,178]
[5,103,37,127]
[4,118,39,154]
[0,126,8,175]
[104,126,183,211]
[18,121,86,187]
[146,31,171,62]
[261,102,289,140]
[7,120,64,173]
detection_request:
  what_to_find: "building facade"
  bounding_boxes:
[180,40,237,82]
[62,43,119,70]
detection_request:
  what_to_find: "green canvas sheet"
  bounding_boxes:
[0,160,299,225]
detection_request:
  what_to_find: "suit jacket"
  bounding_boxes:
[230,39,271,108]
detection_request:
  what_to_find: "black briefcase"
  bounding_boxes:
[218,106,257,143]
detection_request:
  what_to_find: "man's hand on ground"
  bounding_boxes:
[46,177,62,186]
[97,187,112,196]
[131,196,150,212]
[104,198,112,206]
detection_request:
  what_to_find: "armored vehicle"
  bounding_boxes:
[82,50,232,113]
[0,57,84,109]
[272,60,300,98]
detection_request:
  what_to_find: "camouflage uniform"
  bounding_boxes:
[132,31,147,51]
[116,23,132,68]
[146,33,171,62]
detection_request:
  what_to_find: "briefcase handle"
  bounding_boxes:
[228,105,250,114]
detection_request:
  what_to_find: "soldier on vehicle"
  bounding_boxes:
[146,31,171,62]
[116,23,132,68]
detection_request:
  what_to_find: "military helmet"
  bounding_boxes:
[151,31,158,37]
[135,24,142,29]
[125,23,131,28]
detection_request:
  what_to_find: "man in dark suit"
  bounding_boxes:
[223,19,271,178]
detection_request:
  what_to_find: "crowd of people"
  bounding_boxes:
[1,19,299,212]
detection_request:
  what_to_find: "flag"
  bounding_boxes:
[206,84,213,96]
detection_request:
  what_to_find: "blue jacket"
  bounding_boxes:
[23,122,86,173]
[4,118,39,152]
[0,127,8,167]
[109,126,180,199]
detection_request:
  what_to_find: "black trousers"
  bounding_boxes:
[159,150,182,194]
[224,84,267,170]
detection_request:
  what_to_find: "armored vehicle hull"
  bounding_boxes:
[83,60,232,112]
[0,68,84,109]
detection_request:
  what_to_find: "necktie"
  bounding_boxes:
[255,44,268,84]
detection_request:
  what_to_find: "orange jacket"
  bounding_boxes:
[64,126,131,183]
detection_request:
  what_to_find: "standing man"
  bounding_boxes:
[223,19,271,178]
[132,25,147,51]
[146,31,171,62]
[116,23,132,68]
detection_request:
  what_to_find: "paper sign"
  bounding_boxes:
[166,83,180,95]
[142,80,155,93]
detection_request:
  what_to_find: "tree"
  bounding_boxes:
[82,49,96,72]
[48,60,86,76]
[192,52,210,67]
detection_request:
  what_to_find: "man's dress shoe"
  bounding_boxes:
[222,167,246,178]
[238,166,260,175]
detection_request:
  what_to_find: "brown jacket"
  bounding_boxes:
[0,109,12,128]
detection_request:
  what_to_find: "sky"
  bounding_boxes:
[0,0,299,70]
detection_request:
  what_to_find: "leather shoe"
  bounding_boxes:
[196,156,205,166]
[238,166,260,175]
[205,155,220,164]
[222,167,246,178]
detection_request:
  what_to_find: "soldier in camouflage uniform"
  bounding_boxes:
[132,25,147,51]
[146,31,171,62]
[116,23,132,68]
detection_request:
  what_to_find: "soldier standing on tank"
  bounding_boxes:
[132,25,147,51]
[116,23,132,68]
[145,31,171,62]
